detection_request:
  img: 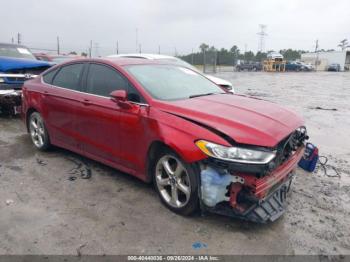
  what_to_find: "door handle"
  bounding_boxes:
[82,99,91,106]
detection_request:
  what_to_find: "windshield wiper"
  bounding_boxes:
[189,92,227,98]
[189,92,217,99]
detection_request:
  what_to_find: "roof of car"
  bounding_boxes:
[64,57,173,67]
[107,53,177,60]
[0,42,29,48]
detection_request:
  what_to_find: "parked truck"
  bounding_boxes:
[0,43,52,115]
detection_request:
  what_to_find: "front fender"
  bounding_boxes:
[150,108,231,163]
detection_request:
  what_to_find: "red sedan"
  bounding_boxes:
[21,58,307,223]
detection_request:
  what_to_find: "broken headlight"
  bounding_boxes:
[195,140,276,164]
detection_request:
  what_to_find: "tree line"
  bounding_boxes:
[178,43,336,65]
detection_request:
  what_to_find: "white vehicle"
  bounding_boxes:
[297,61,314,71]
[107,54,234,92]
[267,52,284,60]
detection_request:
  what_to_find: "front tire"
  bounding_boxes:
[152,149,199,216]
[28,112,51,151]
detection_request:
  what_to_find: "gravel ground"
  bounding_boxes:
[0,72,349,255]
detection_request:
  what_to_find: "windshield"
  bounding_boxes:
[0,45,36,59]
[158,58,199,72]
[125,65,224,101]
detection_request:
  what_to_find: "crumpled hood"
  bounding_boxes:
[157,94,304,147]
[0,56,52,72]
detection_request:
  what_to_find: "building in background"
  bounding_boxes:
[301,51,350,71]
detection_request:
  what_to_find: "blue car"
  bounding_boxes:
[0,43,52,115]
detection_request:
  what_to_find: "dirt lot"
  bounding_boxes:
[0,72,349,255]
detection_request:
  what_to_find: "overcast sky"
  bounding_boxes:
[1,0,350,56]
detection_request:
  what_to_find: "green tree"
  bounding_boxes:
[230,45,240,64]
[255,51,267,62]
[280,49,301,61]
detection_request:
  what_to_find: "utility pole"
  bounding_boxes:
[57,36,60,55]
[191,48,194,65]
[315,39,319,71]
[257,24,267,52]
[158,45,160,54]
[89,40,93,58]
[17,33,21,44]
[11,37,14,44]
[135,28,138,53]
[139,44,142,54]
[116,41,119,54]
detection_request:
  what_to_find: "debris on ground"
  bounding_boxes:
[309,106,338,111]
[66,157,92,179]
[315,156,341,178]
[76,243,87,257]
[68,176,77,181]
[5,199,14,206]
[192,242,208,250]
[36,158,47,166]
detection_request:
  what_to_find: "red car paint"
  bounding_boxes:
[22,58,305,221]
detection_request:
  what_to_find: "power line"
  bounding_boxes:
[257,24,267,52]
[57,36,60,55]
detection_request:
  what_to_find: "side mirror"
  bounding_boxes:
[110,90,132,109]
[221,85,234,94]
[221,85,232,91]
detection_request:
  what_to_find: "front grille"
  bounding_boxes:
[6,76,26,82]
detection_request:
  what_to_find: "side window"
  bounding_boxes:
[52,63,84,91]
[42,67,59,84]
[86,64,128,97]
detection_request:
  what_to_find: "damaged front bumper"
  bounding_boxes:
[0,73,36,115]
[203,175,293,223]
[199,146,304,223]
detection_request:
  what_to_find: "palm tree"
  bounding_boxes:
[199,43,209,53]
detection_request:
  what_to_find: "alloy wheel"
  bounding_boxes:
[29,114,46,148]
[155,155,191,208]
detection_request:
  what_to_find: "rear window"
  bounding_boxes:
[42,68,59,84]
[52,63,84,91]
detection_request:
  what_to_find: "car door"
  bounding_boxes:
[75,63,127,166]
[41,63,86,151]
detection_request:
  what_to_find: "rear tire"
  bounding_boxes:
[152,148,199,216]
[28,112,51,151]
